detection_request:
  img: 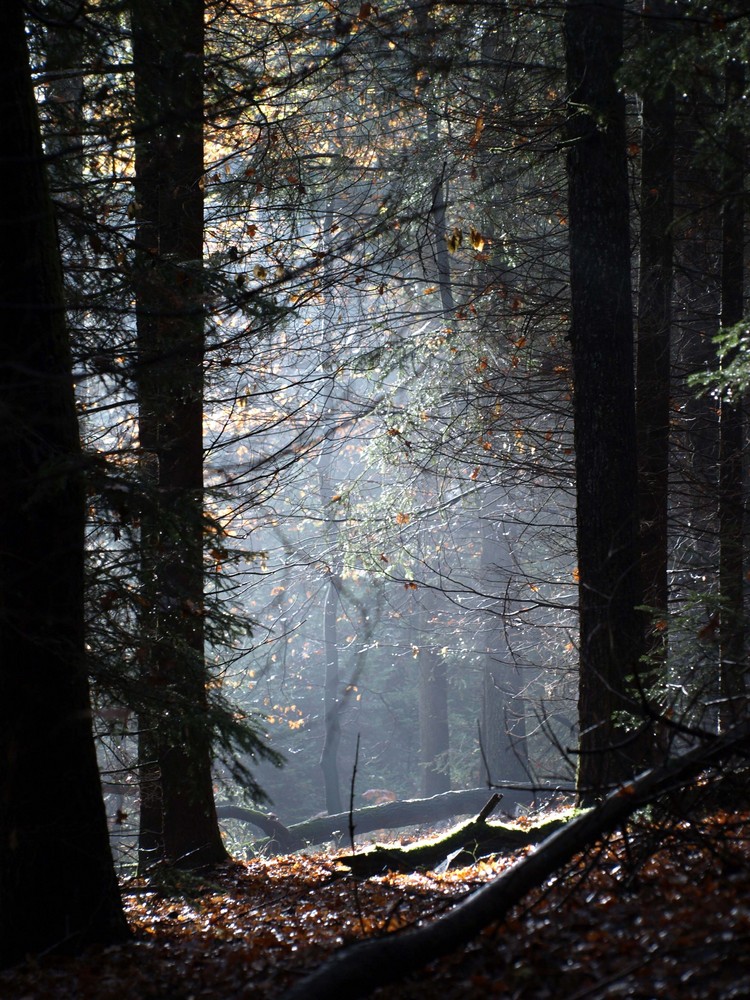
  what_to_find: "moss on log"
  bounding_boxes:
[337,814,568,876]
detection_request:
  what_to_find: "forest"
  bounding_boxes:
[1,0,750,996]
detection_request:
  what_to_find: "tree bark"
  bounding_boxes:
[565,0,648,802]
[132,0,227,869]
[409,0,455,318]
[0,0,128,965]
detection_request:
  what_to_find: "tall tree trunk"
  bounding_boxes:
[321,560,344,814]
[416,592,451,796]
[636,0,675,691]
[718,59,746,730]
[0,0,128,965]
[565,0,647,803]
[479,517,529,793]
[132,0,226,869]
[318,455,344,815]
[472,15,529,797]
[405,3,455,795]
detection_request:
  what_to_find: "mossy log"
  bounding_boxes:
[337,800,567,876]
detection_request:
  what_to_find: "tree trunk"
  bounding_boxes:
[565,0,647,802]
[670,80,722,728]
[132,0,227,869]
[320,564,344,813]
[416,592,451,796]
[320,491,344,814]
[718,59,746,730]
[0,0,128,965]
[636,0,675,685]
[479,517,530,792]
[410,0,455,319]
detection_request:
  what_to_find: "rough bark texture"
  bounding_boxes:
[670,67,722,727]
[565,0,647,801]
[0,0,128,965]
[281,722,750,1000]
[132,0,227,869]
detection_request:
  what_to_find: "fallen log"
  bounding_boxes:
[280,722,750,1000]
[215,805,299,852]
[218,786,525,852]
[338,794,567,876]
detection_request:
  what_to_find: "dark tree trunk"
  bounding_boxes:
[404,3,456,796]
[565,0,647,802]
[0,0,128,965]
[471,16,530,797]
[718,59,746,730]
[132,0,227,869]
[636,0,675,685]
[669,79,722,728]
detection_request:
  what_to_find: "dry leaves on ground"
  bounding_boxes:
[1,811,749,999]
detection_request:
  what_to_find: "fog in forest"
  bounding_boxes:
[23,0,730,869]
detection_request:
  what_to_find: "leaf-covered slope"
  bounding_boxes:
[2,810,750,999]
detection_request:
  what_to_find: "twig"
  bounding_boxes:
[348,734,360,854]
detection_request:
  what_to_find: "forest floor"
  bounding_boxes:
[2,810,750,999]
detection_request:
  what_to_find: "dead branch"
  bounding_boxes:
[218,787,516,851]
